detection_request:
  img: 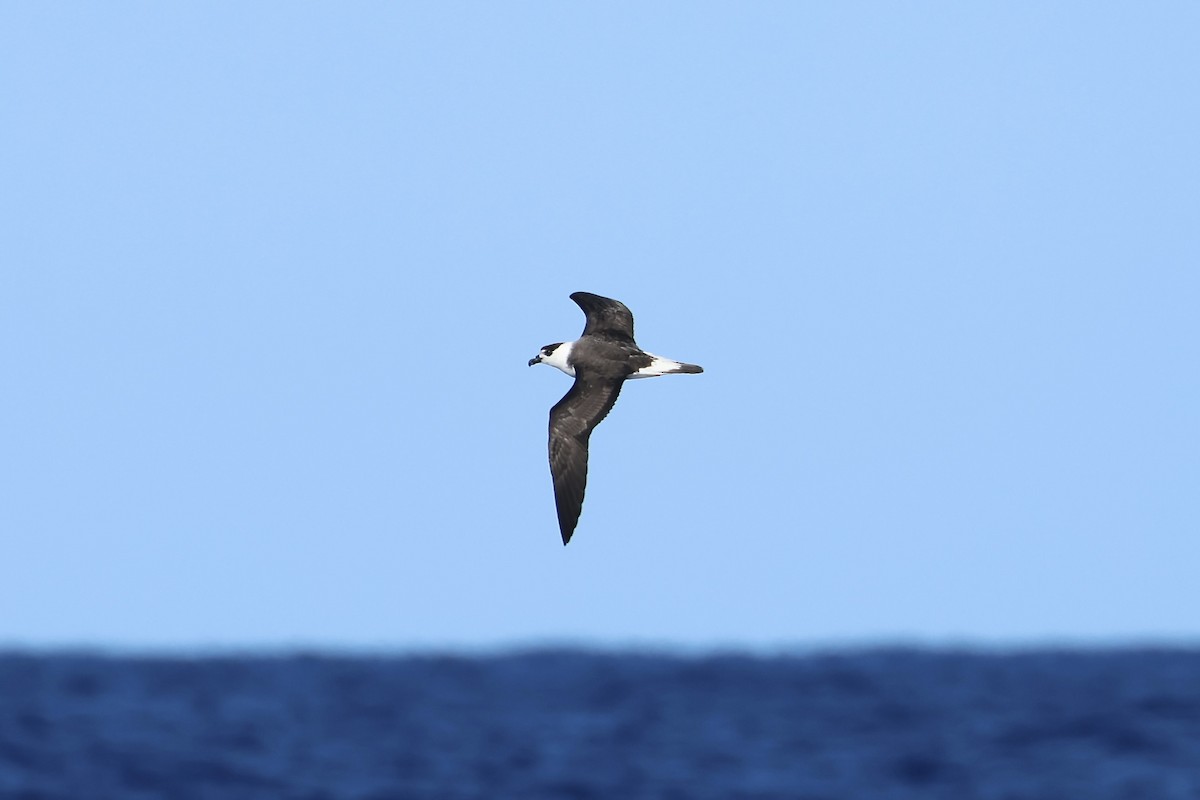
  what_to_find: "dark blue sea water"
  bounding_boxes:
[1,648,1198,799]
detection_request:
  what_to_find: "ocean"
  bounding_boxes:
[1,648,1198,799]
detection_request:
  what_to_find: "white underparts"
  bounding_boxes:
[541,340,576,377]
[629,353,687,379]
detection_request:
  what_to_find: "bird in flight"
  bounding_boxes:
[529,292,704,544]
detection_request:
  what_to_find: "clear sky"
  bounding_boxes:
[2,4,1197,650]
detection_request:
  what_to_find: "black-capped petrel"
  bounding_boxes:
[529,292,704,545]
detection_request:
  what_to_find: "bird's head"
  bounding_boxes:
[528,342,561,367]
[528,341,575,376]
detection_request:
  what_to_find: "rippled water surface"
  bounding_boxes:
[2,649,1199,799]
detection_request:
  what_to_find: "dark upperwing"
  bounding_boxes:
[570,292,636,342]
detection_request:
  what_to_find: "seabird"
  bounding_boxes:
[529,292,704,545]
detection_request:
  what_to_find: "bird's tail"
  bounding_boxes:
[630,354,705,379]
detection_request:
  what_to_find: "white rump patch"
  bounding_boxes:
[630,353,686,379]
[541,340,576,377]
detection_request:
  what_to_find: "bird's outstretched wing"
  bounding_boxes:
[548,373,625,544]
[571,292,636,342]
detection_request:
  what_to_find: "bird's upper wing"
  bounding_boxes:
[548,372,625,544]
[570,292,636,342]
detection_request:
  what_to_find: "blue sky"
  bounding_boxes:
[2,4,1196,650]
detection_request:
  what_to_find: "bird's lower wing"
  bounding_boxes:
[550,435,588,545]
[548,375,625,544]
